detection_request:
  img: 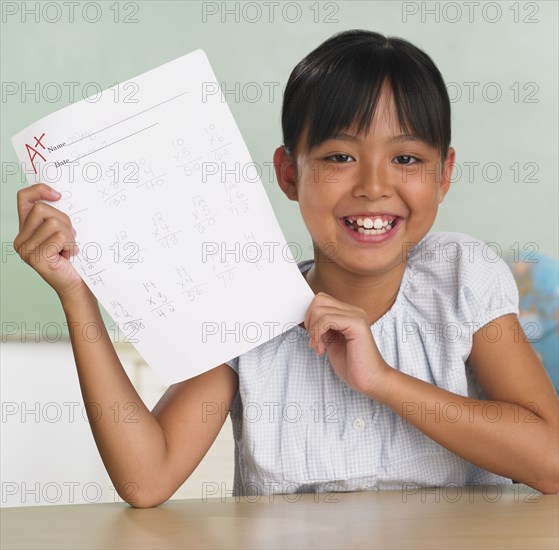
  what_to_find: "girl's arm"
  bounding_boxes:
[372,314,559,493]
[15,184,239,508]
[305,293,559,494]
[61,290,238,507]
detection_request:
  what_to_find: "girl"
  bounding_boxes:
[14,30,558,507]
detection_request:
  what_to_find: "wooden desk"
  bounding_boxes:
[1,485,557,549]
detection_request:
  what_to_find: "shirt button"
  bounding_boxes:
[352,417,365,432]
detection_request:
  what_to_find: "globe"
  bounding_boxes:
[503,251,559,394]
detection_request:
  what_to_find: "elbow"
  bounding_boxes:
[522,477,558,495]
[534,446,559,494]
[538,469,559,495]
[127,499,165,509]
[515,440,558,494]
[125,493,171,508]
[118,485,173,508]
[535,477,559,495]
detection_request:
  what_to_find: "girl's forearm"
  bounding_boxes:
[60,291,168,505]
[371,365,559,493]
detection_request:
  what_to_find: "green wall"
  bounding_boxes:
[2,0,557,334]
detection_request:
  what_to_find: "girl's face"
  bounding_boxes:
[275,86,455,278]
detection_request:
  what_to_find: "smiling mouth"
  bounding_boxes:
[341,215,400,235]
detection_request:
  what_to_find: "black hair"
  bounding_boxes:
[281,30,451,163]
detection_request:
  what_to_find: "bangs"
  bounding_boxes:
[282,30,451,162]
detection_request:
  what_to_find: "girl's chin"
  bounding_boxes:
[313,246,402,274]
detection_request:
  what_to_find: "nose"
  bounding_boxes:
[351,160,393,200]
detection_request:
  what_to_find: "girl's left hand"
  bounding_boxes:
[304,292,391,397]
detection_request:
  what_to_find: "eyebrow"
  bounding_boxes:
[326,132,423,144]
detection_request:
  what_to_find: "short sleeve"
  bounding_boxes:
[460,244,520,331]
[224,356,239,373]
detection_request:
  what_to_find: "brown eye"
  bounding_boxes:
[326,154,354,163]
[395,155,420,165]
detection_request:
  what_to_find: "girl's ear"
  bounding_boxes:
[273,146,299,201]
[438,147,456,204]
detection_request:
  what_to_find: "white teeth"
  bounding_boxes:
[344,215,397,236]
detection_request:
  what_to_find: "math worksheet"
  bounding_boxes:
[11,49,314,385]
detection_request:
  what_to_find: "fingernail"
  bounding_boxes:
[71,227,77,236]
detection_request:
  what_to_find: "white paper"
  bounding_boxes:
[11,49,314,385]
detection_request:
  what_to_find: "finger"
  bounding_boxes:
[306,304,340,348]
[16,201,73,249]
[313,315,344,355]
[307,304,361,334]
[318,329,345,355]
[309,310,365,354]
[306,312,341,353]
[304,292,336,331]
[18,223,77,268]
[17,183,62,233]
[305,292,364,328]
[29,233,76,271]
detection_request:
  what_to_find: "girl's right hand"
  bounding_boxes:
[14,183,91,303]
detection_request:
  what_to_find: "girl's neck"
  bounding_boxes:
[303,258,407,326]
